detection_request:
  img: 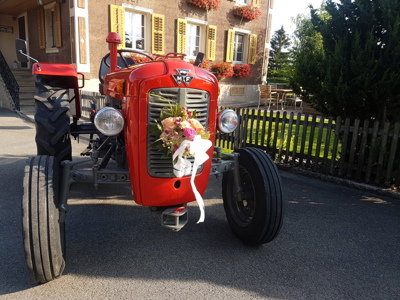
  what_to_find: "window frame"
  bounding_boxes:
[123,6,153,52]
[42,2,61,53]
[232,28,251,65]
[185,18,207,61]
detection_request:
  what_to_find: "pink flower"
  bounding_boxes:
[162,117,176,131]
[183,127,197,141]
[188,119,204,132]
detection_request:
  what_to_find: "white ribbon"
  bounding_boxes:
[172,135,212,223]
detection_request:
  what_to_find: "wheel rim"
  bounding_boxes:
[231,166,256,226]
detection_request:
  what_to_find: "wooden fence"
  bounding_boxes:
[78,91,400,189]
[216,108,400,189]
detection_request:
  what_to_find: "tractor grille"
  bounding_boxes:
[147,88,210,177]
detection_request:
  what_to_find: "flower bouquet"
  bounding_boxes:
[155,102,212,223]
[156,103,210,158]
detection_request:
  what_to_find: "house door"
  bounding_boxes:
[18,15,28,68]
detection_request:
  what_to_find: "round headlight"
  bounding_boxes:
[217,109,238,133]
[94,107,124,136]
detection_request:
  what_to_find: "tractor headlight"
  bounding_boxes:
[94,107,124,136]
[217,109,238,133]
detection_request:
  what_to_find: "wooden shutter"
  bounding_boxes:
[253,0,261,8]
[176,18,187,54]
[206,25,217,61]
[54,3,62,48]
[109,5,125,49]
[247,34,258,64]
[152,14,165,55]
[226,29,235,62]
[38,9,45,49]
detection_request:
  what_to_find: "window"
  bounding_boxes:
[38,3,62,52]
[125,11,146,50]
[226,29,257,64]
[236,0,251,6]
[234,33,245,63]
[176,18,213,60]
[110,5,159,52]
[236,0,261,7]
[186,23,200,57]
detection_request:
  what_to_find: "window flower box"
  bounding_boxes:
[187,0,221,11]
[233,4,262,21]
[233,64,251,78]
[212,62,234,78]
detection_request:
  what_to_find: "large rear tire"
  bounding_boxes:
[222,148,283,246]
[22,155,65,283]
[34,75,72,162]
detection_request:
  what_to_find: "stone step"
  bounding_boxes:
[19,85,35,92]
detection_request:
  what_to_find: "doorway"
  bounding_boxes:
[18,15,28,68]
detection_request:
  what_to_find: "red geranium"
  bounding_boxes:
[212,62,234,78]
[235,4,262,21]
[191,0,221,11]
[233,64,251,78]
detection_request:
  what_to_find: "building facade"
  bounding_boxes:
[0,0,274,107]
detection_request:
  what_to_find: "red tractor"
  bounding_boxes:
[16,33,283,284]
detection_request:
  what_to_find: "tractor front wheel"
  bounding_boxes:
[22,155,65,283]
[222,148,283,246]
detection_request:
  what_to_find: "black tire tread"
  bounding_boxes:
[22,155,65,283]
[222,147,283,246]
[34,75,72,162]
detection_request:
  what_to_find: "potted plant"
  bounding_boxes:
[233,64,251,78]
[234,3,262,21]
[212,62,234,78]
[187,0,221,11]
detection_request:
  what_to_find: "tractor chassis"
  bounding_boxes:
[57,141,241,228]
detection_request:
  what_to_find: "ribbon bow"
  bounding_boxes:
[172,135,212,223]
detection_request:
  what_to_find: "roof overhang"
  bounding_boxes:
[0,0,57,16]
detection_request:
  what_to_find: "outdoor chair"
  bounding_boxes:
[285,93,303,112]
[259,85,281,110]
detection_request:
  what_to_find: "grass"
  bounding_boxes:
[217,110,342,160]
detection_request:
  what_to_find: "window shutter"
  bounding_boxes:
[226,29,235,62]
[38,9,45,49]
[54,3,62,48]
[247,34,258,64]
[206,25,217,61]
[253,0,261,8]
[152,14,165,55]
[176,18,187,54]
[109,5,125,49]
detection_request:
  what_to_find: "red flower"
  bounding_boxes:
[233,64,251,78]
[235,4,262,21]
[191,0,221,11]
[212,62,234,78]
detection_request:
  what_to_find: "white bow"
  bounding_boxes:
[172,135,212,223]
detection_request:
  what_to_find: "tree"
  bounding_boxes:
[268,26,291,78]
[291,0,400,122]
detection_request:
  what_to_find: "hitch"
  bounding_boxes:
[161,206,188,231]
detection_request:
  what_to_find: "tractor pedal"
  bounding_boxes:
[161,206,188,232]
[80,147,92,156]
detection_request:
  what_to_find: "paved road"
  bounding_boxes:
[0,108,399,299]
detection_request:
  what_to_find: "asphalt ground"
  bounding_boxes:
[0,108,399,299]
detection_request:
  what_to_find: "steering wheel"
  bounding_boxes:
[103,49,154,69]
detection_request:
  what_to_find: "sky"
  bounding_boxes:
[270,0,326,36]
